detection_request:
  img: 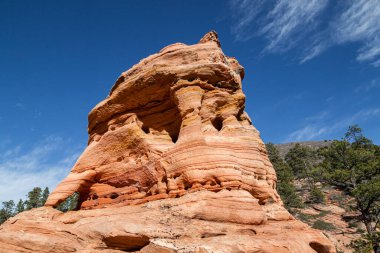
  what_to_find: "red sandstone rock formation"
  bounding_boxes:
[0,31,336,253]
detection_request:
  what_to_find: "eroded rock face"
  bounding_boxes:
[0,31,336,253]
[45,31,278,210]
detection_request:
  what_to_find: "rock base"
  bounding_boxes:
[0,190,334,253]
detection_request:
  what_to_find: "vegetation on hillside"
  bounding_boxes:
[318,126,380,253]
[266,142,303,209]
[267,125,379,253]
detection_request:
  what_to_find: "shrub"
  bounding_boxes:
[310,186,325,204]
[312,220,335,231]
[350,236,374,253]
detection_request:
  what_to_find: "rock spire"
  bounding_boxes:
[0,31,335,253]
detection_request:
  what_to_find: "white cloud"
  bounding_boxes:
[229,0,266,41]
[260,0,328,53]
[300,35,331,63]
[352,108,380,120]
[229,0,328,51]
[229,0,380,66]
[284,108,380,142]
[285,124,329,142]
[0,136,82,203]
[333,0,380,64]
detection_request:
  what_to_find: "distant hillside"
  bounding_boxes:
[274,140,333,158]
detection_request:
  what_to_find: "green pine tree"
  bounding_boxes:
[40,187,50,206]
[319,125,380,253]
[286,143,324,204]
[25,187,42,210]
[16,199,25,213]
[285,143,318,179]
[266,143,303,209]
[0,200,15,224]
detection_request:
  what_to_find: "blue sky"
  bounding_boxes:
[0,0,379,202]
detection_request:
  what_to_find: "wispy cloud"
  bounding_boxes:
[0,136,82,203]
[333,0,380,64]
[285,124,329,142]
[260,0,328,53]
[284,108,380,142]
[229,0,266,41]
[300,36,331,64]
[354,79,380,93]
[229,0,380,66]
[229,0,327,51]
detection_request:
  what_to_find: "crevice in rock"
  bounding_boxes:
[309,242,330,253]
[141,125,150,134]
[211,117,223,131]
[187,77,196,82]
[169,131,179,143]
[137,100,181,144]
[103,235,150,252]
[236,107,245,122]
[237,228,257,236]
[110,193,119,199]
[200,232,226,238]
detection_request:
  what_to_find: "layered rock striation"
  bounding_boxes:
[0,32,336,253]
[46,31,278,211]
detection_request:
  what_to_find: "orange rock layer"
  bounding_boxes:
[0,31,336,253]
[45,31,279,210]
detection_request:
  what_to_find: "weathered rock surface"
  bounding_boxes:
[46,31,276,210]
[0,31,335,253]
